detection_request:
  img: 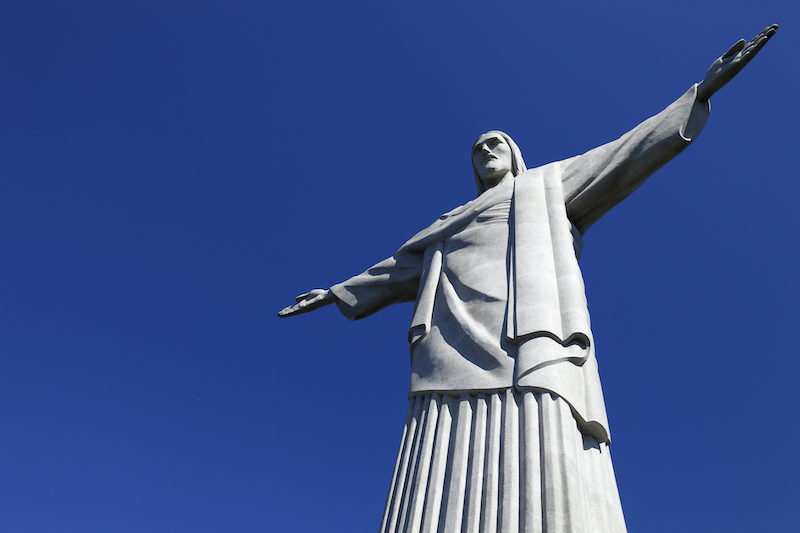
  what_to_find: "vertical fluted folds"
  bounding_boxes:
[380,390,627,533]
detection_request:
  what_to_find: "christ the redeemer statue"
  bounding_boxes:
[279,25,777,533]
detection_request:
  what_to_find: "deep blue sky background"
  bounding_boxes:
[1,2,798,532]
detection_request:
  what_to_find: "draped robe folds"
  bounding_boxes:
[331,85,710,444]
[329,86,709,533]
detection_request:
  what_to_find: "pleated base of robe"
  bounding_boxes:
[380,390,627,533]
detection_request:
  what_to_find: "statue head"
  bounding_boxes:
[472,130,527,195]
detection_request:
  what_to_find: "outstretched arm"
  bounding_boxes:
[278,289,337,318]
[697,24,778,102]
[278,248,424,320]
[563,24,778,233]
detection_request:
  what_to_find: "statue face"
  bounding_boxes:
[472,133,513,189]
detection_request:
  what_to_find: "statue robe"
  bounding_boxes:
[329,85,710,532]
[332,85,709,442]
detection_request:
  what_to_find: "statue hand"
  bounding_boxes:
[278,289,335,318]
[697,24,778,102]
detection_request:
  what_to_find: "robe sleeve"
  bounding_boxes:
[329,249,423,321]
[562,84,710,234]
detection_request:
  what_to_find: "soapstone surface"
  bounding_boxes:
[279,25,778,533]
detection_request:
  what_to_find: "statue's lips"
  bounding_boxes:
[481,155,497,165]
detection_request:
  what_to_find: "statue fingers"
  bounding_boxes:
[280,297,315,316]
[740,25,778,56]
[721,39,746,60]
[747,24,779,54]
[278,304,299,318]
[758,23,779,39]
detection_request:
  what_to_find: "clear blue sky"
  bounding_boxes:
[1,2,798,532]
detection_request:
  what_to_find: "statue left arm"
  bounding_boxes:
[562,25,777,234]
[562,85,710,234]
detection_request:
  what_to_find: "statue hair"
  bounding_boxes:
[472,130,527,196]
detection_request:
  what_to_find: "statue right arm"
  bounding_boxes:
[278,248,424,321]
[328,250,424,321]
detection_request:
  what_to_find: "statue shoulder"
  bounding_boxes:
[516,158,577,181]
